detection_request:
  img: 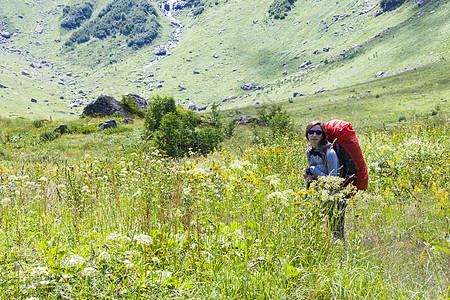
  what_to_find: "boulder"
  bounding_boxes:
[1,31,11,39]
[123,118,134,124]
[153,46,168,56]
[293,92,305,97]
[30,62,41,69]
[31,98,38,103]
[242,83,255,91]
[54,124,68,134]
[82,95,129,117]
[187,102,196,110]
[299,61,311,69]
[99,120,118,130]
[234,115,262,125]
[124,93,148,111]
[35,25,43,34]
[0,84,8,88]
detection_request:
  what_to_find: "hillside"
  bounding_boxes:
[0,0,448,120]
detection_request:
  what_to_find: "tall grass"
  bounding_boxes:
[0,116,448,298]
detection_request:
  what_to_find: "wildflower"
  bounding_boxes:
[106,233,131,244]
[39,176,48,183]
[30,266,49,277]
[39,280,50,285]
[134,234,152,246]
[152,257,161,264]
[123,259,134,268]
[1,198,11,206]
[65,254,85,268]
[82,267,97,276]
[98,251,111,260]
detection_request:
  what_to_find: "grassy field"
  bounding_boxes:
[0,113,448,298]
[0,0,448,119]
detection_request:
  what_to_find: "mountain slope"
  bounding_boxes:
[0,0,448,120]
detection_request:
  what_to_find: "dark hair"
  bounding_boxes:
[305,121,327,146]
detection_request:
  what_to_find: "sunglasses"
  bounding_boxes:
[308,130,323,135]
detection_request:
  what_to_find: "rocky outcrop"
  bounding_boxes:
[82,95,129,117]
[124,93,148,111]
[234,115,262,125]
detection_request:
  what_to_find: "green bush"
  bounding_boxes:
[40,131,60,142]
[60,3,93,30]
[268,0,296,19]
[66,0,160,49]
[144,95,177,133]
[144,96,226,157]
[257,104,292,134]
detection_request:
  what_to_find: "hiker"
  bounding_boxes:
[302,121,346,241]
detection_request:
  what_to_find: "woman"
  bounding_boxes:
[303,121,346,241]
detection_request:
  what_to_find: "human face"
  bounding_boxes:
[308,125,323,148]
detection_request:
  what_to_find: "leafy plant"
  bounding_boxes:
[120,95,145,118]
[268,0,296,19]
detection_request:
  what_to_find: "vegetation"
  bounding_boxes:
[64,0,160,49]
[144,96,226,157]
[268,0,297,19]
[60,2,94,30]
[0,115,448,298]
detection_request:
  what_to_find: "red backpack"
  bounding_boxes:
[325,120,368,191]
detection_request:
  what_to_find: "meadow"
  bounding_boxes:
[0,115,448,299]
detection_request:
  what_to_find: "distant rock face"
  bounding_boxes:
[83,95,129,117]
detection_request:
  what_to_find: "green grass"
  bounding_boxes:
[0,115,448,298]
[0,0,448,119]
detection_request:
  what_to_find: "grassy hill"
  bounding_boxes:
[0,0,448,121]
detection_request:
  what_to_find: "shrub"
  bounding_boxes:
[40,131,60,142]
[257,104,292,133]
[268,0,296,19]
[67,0,160,49]
[144,95,177,133]
[60,3,94,30]
[144,96,226,157]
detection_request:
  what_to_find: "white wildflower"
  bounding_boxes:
[82,267,97,276]
[39,176,48,183]
[105,233,131,244]
[134,234,152,246]
[123,259,134,268]
[39,280,50,285]
[65,254,85,268]
[1,198,11,206]
[98,251,111,260]
[30,266,49,277]
[84,154,91,159]
[268,191,287,201]
[152,257,161,264]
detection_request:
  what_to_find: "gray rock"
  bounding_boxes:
[1,31,11,39]
[187,102,196,110]
[99,120,118,130]
[123,93,148,111]
[0,84,8,88]
[153,46,168,56]
[30,62,41,69]
[242,83,255,91]
[83,95,129,117]
[54,124,68,134]
[31,98,38,103]
[299,61,311,69]
[293,92,305,97]
[234,115,262,125]
[123,118,134,124]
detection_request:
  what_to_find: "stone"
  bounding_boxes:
[123,93,148,111]
[54,124,68,134]
[293,92,305,97]
[99,120,118,130]
[234,115,262,125]
[82,95,129,117]
[31,98,38,103]
[0,84,8,88]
